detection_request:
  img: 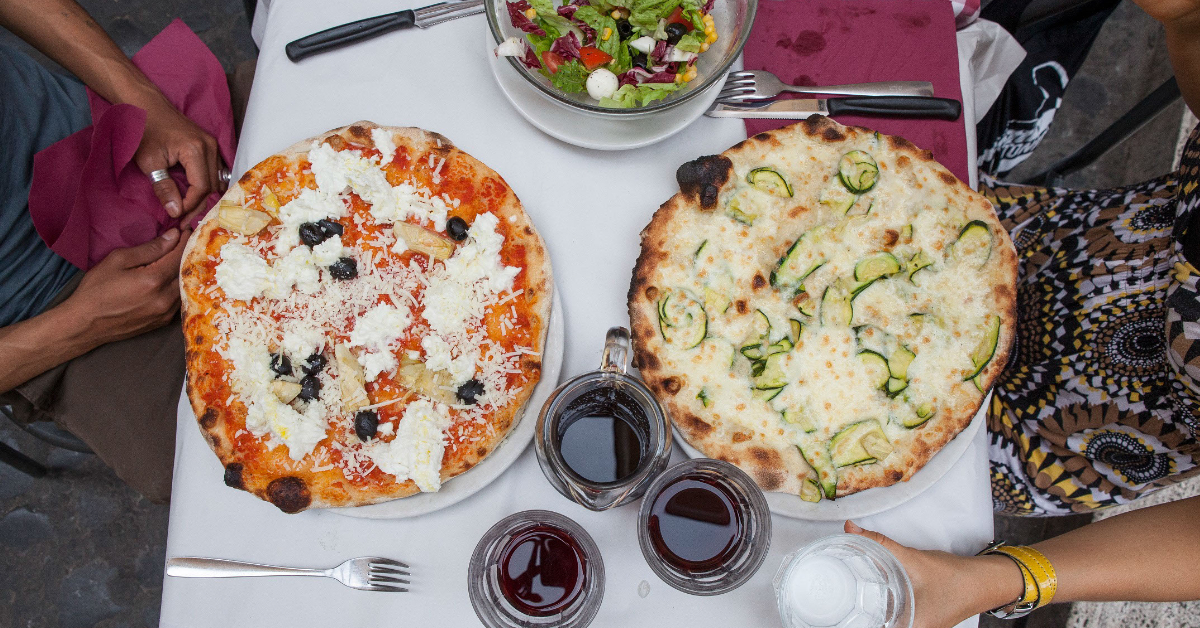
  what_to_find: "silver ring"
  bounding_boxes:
[148,169,171,184]
[219,168,231,185]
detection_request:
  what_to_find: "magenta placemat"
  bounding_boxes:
[29,19,236,270]
[742,0,967,182]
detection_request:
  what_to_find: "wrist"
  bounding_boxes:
[56,293,110,351]
[966,554,1027,615]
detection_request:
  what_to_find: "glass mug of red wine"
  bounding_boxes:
[534,327,673,511]
[468,510,604,628]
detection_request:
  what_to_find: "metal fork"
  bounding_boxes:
[166,556,411,592]
[717,70,935,102]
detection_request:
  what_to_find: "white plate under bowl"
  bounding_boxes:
[675,392,988,521]
[333,290,564,519]
[485,31,725,151]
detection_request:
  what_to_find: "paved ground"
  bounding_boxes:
[0,1,1195,627]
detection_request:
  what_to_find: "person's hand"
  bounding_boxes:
[1132,0,1200,25]
[844,521,1025,628]
[134,95,224,220]
[65,227,191,345]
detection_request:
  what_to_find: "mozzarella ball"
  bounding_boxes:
[586,68,619,100]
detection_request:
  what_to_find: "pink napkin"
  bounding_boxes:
[29,19,237,270]
[741,0,968,183]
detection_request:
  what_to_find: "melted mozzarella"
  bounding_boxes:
[215,242,271,301]
[349,303,412,381]
[361,399,452,491]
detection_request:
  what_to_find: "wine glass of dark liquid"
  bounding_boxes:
[469,510,604,628]
[637,459,772,595]
[535,327,672,511]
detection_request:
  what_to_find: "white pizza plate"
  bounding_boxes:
[485,31,724,151]
[333,289,564,520]
[675,392,989,521]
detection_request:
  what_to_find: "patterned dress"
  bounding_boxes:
[983,125,1200,516]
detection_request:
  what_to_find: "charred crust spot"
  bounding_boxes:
[348,125,369,139]
[938,172,958,186]
[752,274,767,290]
[523,226,533,235]
[684,414,713,436]
[676,155,733,210]
[429,132,454,151]
[266,477,311,513]
[732,432,751,443]
[223,463,245,489]
[199,408,219,429]
[181,266,194,277]
[884,229,899,247]
[735,300,749,315]
[209,433,222,450]
[887,134,917,152]
[896,156,911,169]
[640,352,660,371]
[750,447,781,465]
[644,286,660,301]
[477,446,488,457]
[755,470,784,491]
[237,171,255,186]
[887,469,903,483]
[194,333,205,345]
[822,127,846,142]
[753,132,773,142]
[324,134,347,150]
[522,358,542,373]
[662,377,681,395]
[731,140,748,151]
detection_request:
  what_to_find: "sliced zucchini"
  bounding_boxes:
[658,291,707,349]
[838,150,880,193]
[851,278,878,297]
[857,350,891,389]
[965,315,1001,380]
[886,377,908,396]
[820,280,853,327]
[781,406,817,433]
[752,309,772,337]
[898,401,935,428]
[772,226,830,290]
[973,375,984,392]
[740,344,766,361]
[900,224,913,241]
[754,353,789,389]
[751,386,785,402]
[747,167,794,197]
[854,252,902,283]
[889,346,916,379]
[906,250,934,284]
[891,404,929,429]
[727,206,756,226]
[704,287,731,315]
[694,239,708,258]
[830,420,888,468]
[915,402,935,419]
[861,431,895,460]
[768,337,793,355]
[697,388,711,408]
[793,292,817,317]
[789,319,803,344]
[952,220,993,269]
[797,441,837,499]
[819,184,857,214]
[799,478,823,503]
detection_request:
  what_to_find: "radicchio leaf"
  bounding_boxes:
[549,31,582,61]
[644,70,676,83]
[651,39,669,62]
[507,0,546,35]
[520,42,542,70]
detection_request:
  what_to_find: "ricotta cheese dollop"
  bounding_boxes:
[361,399,452,492]
[349,303,412,381]
[215,242,271,301]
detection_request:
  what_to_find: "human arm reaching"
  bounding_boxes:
[0,229,189,393]
[846,494,1200,628]
[0,0,223,219]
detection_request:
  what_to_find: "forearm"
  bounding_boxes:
[1032,495,1200,602]
[0,0,165,110]
[0,301,99,393]
[1164,15,1200,115]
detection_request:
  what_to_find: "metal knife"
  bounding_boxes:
[286,0,485,62]
[707,96,962,121]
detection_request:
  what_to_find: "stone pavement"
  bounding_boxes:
[1,1,1197,627]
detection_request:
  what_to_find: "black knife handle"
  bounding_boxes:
[826,96,962,121]
[286,10,416,62]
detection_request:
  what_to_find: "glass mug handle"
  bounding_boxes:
[600,327,631,374]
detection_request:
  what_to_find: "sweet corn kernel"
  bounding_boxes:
[525,8,537,18]
[675,72,684,84]
[611,7,629,18]
[699,42,710,52]
[602,27,612,41]
[611,9,620,17]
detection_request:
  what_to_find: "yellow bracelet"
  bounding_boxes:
[977,542,1057,619]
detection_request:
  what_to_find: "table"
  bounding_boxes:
[159,3,1015,626]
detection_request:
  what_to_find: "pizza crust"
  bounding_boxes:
[181,122,552,512]
[629,115,1016,499]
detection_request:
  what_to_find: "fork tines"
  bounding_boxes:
[716,71,761,102]
[368,558,411,592]
[416,0,485,27]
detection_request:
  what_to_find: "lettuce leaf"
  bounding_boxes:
[610,39,632,74]
[530,0,577,39]
[571,6,621,58]
[628,0,681,34]
[598,82,680,107]
[547,59,590,93]
[674,30,705,53]
[527,32,557,54]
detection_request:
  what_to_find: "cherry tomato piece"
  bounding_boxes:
[579,46,614,71]
[666,7,693,30]
[542,51,566,73]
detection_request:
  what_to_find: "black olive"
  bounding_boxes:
[302,353,327,375]
[298,375,321,401]
[354,410,379,441]
[269,353,292,376]
[318,219,344,238]
[664,22,688,46]
[298,222,328,247]
[446,216,469,241]
[616,18,633,40]
[632,52,648,69]
[456,379,485,405]
[329,257,357,280]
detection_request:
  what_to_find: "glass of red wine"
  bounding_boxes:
[535,327,673,511]
[637,458,772,595]
[469,510,604,628]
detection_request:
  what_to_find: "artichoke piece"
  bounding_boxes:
[260,185,282,216]
[334,343,369,413]
[217,201,271,235]
[271,380,302,404]
[394,222,456,260]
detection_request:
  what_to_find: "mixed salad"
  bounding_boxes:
[493,0,718,108]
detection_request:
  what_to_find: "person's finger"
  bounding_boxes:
[206,136,222,193]
[109,228,180,268]
[147,228,191,279]
[843,520,897,549]
[178,145,213,214]
[144,160,184,218]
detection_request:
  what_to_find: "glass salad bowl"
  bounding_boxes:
[485,0,757,119]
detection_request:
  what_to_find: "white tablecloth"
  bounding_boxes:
[160,3,1021,626]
